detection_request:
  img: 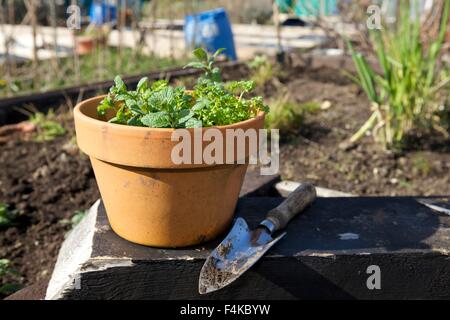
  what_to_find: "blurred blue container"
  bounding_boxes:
[184,8,237,61]
[89,1,117,25]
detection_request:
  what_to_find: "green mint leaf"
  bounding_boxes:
[127,116,142,126]
[141,112,171,128]
[185,118,203,128]
[112,105,128,124]
[125,98,137,107]
[151,80,169,91]
[213,48,226,59]
[192,98,210,111]
[115,93,129,101]
[114,76,126,92]
[97,95,114,116]
[177,109,194,124]
[156,87,176,107]
[182,92,194,104]
[193,47,208,62]
[211,67,222,82]
[184,62,206,70]
[129,105,145,115]
[137,77,149,92]
[147,86,176,111]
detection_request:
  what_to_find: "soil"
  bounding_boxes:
[1,56,450,298]
[0,113,100,298]
[199,241,235,294]
[274,65,450,196]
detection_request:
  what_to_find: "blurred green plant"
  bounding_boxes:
[0,259,22,296]
[0,203,18,228]
[248,55,278,88]
[412,153,432,176]
[60,210,88,238]
[76,24,110,38]
[346,0,450,150]
[0,79,21,94]
[29,111,66,141]
[60,210,87,230]
[0,259,10,278]
[0,48,188,98]
[265,92,320,131]
[70,210,87,228]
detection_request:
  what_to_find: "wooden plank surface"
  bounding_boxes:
[90,197,450,261]
[45,196,450,300]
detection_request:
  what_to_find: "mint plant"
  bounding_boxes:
[98,48,268,128]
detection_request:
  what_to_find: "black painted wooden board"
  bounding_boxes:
[61,197,450,300]
[239,167,280,197]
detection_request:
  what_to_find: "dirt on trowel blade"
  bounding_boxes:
[199,240,235,293]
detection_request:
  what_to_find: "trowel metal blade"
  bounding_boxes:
[417,197,450,216]
[198,217,285,294]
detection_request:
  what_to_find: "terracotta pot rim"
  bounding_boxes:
[74,95,265,133]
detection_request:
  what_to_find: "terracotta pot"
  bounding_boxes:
[75,35,106,55]
[75,36,94,55]
[74,96,265,247]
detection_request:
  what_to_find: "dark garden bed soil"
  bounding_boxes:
[275,65,450,196]
[1,57,450,297]
[0,115,100,298]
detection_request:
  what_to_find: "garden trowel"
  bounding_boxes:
[199,183,316,294]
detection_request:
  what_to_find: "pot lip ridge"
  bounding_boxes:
[74,95,266,133]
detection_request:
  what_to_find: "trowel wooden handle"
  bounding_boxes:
[264,183,316,233]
